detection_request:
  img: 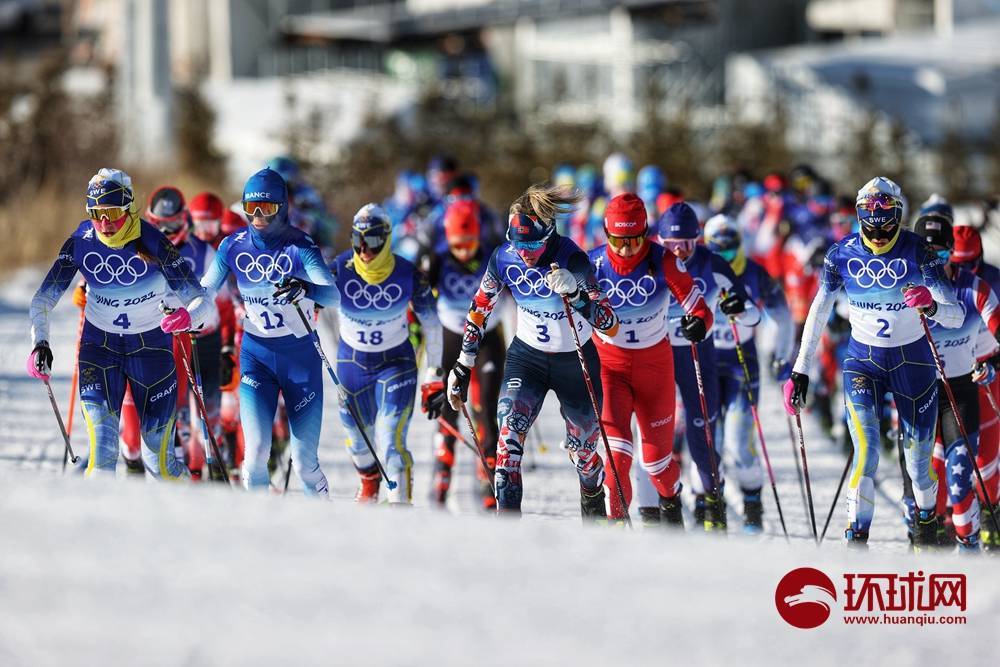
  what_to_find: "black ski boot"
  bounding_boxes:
[742,488,764,535]
[580,485,607,524]
[693,494,706,524]
[703,493,727,533]
[912,509,939,553]
[638,507,661,526]
[122,455,145,476]
[845,526,869,550]
[658,494,684,529]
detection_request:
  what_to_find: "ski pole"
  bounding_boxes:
[64,308,86,471]
[820,451,852,543]
[552,264,631,528]
[436,415,495,493]
[283,456,293,495]
[43,378,79,464]
[914,308,1000,539]
[289,300,397,491]
[189,335,218,475]
[689,342,723,501]
[790,412,819,544]
[785,416,810,527]
[724,312,789,541]
[160,304,232,485]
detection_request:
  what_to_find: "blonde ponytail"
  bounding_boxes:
[509,183,582,225]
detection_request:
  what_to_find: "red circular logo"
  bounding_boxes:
[775,567,838,629]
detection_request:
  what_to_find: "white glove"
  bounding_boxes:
[545,267,578,296]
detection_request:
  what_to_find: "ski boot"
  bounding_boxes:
[742,489,764,535]
[638,507,661,526]
[122,454,145,476]
[845,526,869,550]
[980,504,1000,552]
[693,494,706,525]
[580,485,607,524]
[911,509,939,553]
[658,494,684,529]
[355,467,381,504]
[703,493,727,533]
[957,531,981,554]
[431,463,451,506]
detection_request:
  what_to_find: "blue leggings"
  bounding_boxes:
[78,322,187,479]
[239,332,328,496]
[673,339,722,495]
[842,337,939,533]
[337,341,417,502]
[716,344,761,494]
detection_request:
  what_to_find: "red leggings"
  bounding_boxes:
[976,375,1000,505]
[597,338,679,518]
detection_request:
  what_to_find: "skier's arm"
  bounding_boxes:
[759,269,795,362]
[920,247,965,328]
[566,251,619,336]
[661,253,713,327]
[710,253,761,327]
[793,245,844,375]
[458,250,505,366]
[152,229,216,330]
[298,241,340,308]
[972,275,1000,343]
[30,237,78,346]
[411,268,443,369]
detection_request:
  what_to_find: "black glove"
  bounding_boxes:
[447,362,473,406]
[786,372,809,413]
[680,315,707,343]
[272,277,306,303]
[30,342,53,377]
[719,292,745,316]
[220,345,237,386]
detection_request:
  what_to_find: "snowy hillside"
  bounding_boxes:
[1,267,996,665]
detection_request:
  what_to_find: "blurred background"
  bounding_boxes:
[1,0,999,266]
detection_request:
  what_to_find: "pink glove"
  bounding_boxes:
[26,344,52,381]
[160,307,192,333]
[903,285,933,310]
[782,379,798,416]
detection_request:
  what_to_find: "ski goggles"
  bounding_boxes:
[87,206,128,221]
[351,229,388,252]
[155,216,188,236]
[449,239,479,251]
[510,238,546,252]
[661,239,697,255]
[606,234,645,250]
[242,201,281,218]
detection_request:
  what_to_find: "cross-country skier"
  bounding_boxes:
[27,168,215,478]
[330,203,444,504]
[784,176,965,548]
[588,193,712,525]
[423,200,505,508]
[447,184,620,519]
[200,167,339,495]
[703,213,794,533]
[657,202,759,531]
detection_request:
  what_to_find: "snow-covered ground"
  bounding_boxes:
[1,267,996,665]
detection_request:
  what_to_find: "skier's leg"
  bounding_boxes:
[552,341,606,501]
[193,330,224,473]
[374,347,418,504]
[118,384,143,471]
[474,327,505,493]
[632,340,680,499]
[337,344,380,497]
[975,375,1000,544]
[279,336,328,497]
[938,374,980,546]
[841,344,886,538]
[596,341,635,519]
[672,340,723,495]
[433,330,463,503]
[78,324,127,476]
[238,334,281,490]
[127,330,189,481]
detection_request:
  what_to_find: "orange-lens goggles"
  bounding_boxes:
[242,201,280,217]
[450,240,478,251]
[607,234,644,249]
[87,206,128,221]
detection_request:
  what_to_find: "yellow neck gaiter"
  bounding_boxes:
[353,237,395,284]
[862,225,900,256]
[94,211,141,250]
[730,247,747,276]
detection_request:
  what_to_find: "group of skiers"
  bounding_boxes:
[24,153,1000,553]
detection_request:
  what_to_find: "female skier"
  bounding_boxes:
[200,167,339,495]
[588,193,712,524]
[424,199,505,509]
[27,168,215,478]
[330,203,444,504]
[447,183,620,519]
[784,177,965,548]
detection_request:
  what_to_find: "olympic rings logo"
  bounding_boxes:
[847,257,907,289]
[598,275,658,308]
[443,272,481,297]
[343,279,403,311]
[82,252,149,285]
[504,265,551,297]
[234,252,293,283]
